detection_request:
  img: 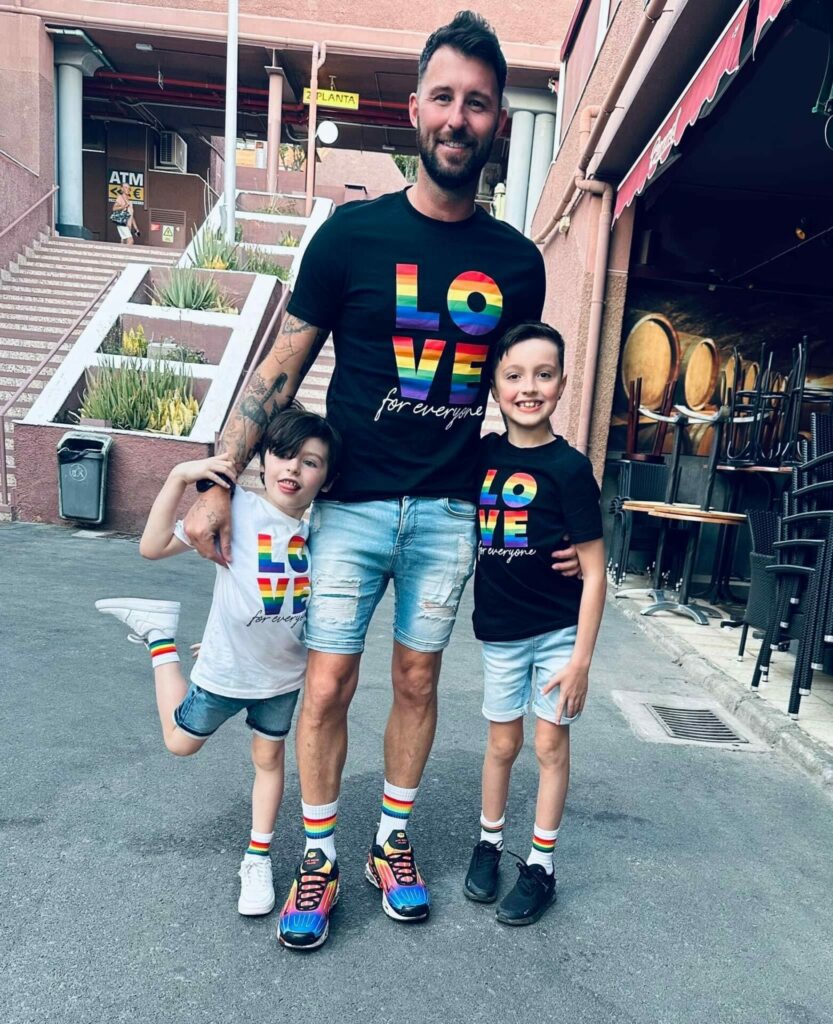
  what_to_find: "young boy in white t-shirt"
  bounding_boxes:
[96,406,340,917]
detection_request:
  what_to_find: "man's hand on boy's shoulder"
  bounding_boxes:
[183,482,234,567]
[551,538,581,578]
[172,455,237,488]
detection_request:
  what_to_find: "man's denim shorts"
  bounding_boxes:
[481,625,581,726]
[305,497,477,655]
[173,683,299,741]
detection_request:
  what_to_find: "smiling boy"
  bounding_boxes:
[464,322,606,926]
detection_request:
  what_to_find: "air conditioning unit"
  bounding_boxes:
[157,131,187,173]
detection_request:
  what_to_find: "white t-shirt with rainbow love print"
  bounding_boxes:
[175,488,310,699]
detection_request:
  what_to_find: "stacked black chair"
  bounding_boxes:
[735,510,779,662]
[750,422,833,717]
[608,460,669,587]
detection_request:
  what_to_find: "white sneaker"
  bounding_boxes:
[238,855,276,916]
[95,598,180,642]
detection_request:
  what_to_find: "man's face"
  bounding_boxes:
[410,45,506,191]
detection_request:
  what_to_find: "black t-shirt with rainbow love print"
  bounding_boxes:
[472,432,603,643]
[287,189,545,503]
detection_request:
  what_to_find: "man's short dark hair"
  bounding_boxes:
[490,321,566,382]
[418,11,507,98]
[259,401,342,486]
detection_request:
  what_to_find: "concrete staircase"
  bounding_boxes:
[0,235,180,516]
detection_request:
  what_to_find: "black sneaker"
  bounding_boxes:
[463,841,502,903]
[495,858,556,926]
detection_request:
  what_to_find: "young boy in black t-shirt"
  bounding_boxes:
[463,321,606,926]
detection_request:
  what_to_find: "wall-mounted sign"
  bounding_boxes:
[161,225,175,244]
[107,169,145,205]
[303,87,359,111]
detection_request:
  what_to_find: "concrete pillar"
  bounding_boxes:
[54,43,103,237]
[504,109,534,233]
[524,111,556,235]
[265,66,284,194]
[55,63,84,234]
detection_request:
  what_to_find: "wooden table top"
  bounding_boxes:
[716,464,792,474]
[622,499,698,512]
[648,506,746,526]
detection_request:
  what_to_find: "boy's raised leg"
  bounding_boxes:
[95,598,203,757]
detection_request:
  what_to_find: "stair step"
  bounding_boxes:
[26,254,156,272]
[0,335,66,351]
[0,372,47,389]
[11,271,115,289]
[0,362,56,380]
[15,264,118,281]
[0,283,103,298]
[0,307,92,325]
[0,327,81,348]
[0,321,72,337]
[0,387,36,404]
[50,239,181,259]
[0,292,100,308]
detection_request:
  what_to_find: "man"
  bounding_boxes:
[183,11,577,950]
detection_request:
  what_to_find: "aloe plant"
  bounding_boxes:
[190,227,239,270]
[73,359,197,433]
[242,247,291,281]
[151,268,238,313]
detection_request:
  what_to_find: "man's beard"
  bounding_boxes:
[416,123,495,190]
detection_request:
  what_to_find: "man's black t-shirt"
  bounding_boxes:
[287,190,546,502]
[472,432,603,643]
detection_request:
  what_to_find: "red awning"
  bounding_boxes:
[754,0,790,52]
[612,0,750,224]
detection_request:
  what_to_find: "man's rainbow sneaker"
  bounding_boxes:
[277,848,340,950]
[364,830,430,922]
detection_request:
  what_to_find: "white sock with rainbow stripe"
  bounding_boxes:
[302,799,338,863]
[245,830,273,861]
[480,813,505,849]
[146,628,179,667]
[376,779,419,847]
[527,824,559,875]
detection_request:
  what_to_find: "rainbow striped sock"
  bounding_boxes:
[302,798,338,862]
[527,824,559,875]
[147,637,179,668]
[245,830,273,859]
[480,813,505,849]
[376,780,418,846]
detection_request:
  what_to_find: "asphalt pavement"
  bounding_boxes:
[2,522,833,1024]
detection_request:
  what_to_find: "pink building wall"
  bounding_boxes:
[105,0,570,50]
[533,0,646,472]
[0,14,55,269]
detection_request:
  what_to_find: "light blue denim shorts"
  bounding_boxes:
[481,625,581,725]
[174,683,299,741]
[305,498,477,655]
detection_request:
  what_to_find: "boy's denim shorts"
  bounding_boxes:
[481,625,581,726]
[305,497,476,655]
[173,683,299,741]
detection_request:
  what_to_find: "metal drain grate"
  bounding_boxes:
[646,704,747,744]
[610,691,767,751]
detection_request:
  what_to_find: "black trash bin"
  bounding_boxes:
[57,432,113,524]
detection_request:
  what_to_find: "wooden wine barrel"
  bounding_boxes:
[743,361,759,391]
[687,421,717,457]
[678,334,719,409]
[620,314,680,409]
[723,354,741,394]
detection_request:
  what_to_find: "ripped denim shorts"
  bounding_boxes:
[304,498,476,655]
